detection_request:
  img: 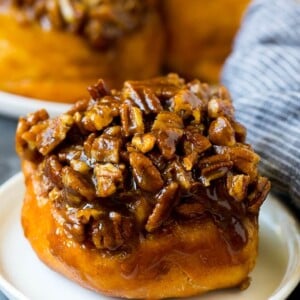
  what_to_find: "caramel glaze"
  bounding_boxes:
[48,176,254,281]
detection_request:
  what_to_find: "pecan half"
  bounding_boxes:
[91,134,122,164]
[199,154,233,186]
[145,182,179,232]
[156,128,183,159]
[227,173,250,202]
[93,163,124,197]
[91,212,133,251]
[123,82,163,114]
[131,133,156,153]
[62,166,95,201]
[120,101,144,136]
[129,152,164,192]
[248,177,271,213]
[36,114,74,156]
[152,111,184,131]
[208,116,236,146]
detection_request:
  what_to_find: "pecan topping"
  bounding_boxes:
[248,177,271,214]
[123,82,163,114]
[36,114,74,155]
[16,74,270,252]
[227,173,250,202]
[120,101,144,136]
[93,163,124,197]
[129,152,163,192]
[146,182,179,232]
[16,109,49,158]
[62,166,95,201]
[81,103,116,132]
[131,133,156,153]
[91,134,122,164]
[171,89,203,123]
[199,154,233,186]
[11,0,148,49]
[208,97,234,120]
[91,212,133,251]
[156,128,183,159]
[209,116,236,146]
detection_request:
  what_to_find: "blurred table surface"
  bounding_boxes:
[0,114,299,300]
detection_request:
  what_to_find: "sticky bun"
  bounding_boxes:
[16,74,270,298]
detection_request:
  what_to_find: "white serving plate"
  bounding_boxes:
[0,92,70,118]
[0,173,300,300]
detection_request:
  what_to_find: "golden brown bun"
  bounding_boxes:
[162,0,250,82]
[0,11,164,103]
[22,159,258,298]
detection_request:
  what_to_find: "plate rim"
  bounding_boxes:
[0,91,71,118]
[0,173,300,300]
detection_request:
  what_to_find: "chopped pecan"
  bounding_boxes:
[187,79,210,102]
[43,155,63,188]
[145,182,179,232]
[123,82,163,114]
[209,116,236,146]
[208,97,234,120]
[232,121,247,143]
[131,133,156,153]
[62,166,95,201]
[184,128,211,155]
[91,212,133,251]
[36,114,74,155]
[199,154,233,186]
[16,109,49,157]
[164,160,192,189]
[90,134,122,164]
[130,197,152,229]
[152,111,183,131]
[93,163,124,197]
[126,74,183,100]
[215,145,260,181]
[171,89,203,123]
[64,221,85,243]
[68,99,90,116]
[183,128,211,170]
[70,159,91,174]
[104,126,122,137]
[156,128,183,159]
[248,177,271,213]
[227,173,250,202]
[129,152,163,192]
[120,101,144,136]
[88,79,111,100]
[81,103,116,132]
[68,207,104,225]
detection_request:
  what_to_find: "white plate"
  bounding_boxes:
[0,174,300,300]
[0,92,70,118]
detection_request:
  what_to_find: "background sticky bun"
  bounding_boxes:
[0,0,164,102]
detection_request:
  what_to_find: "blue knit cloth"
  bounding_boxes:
[222,0,300,207]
